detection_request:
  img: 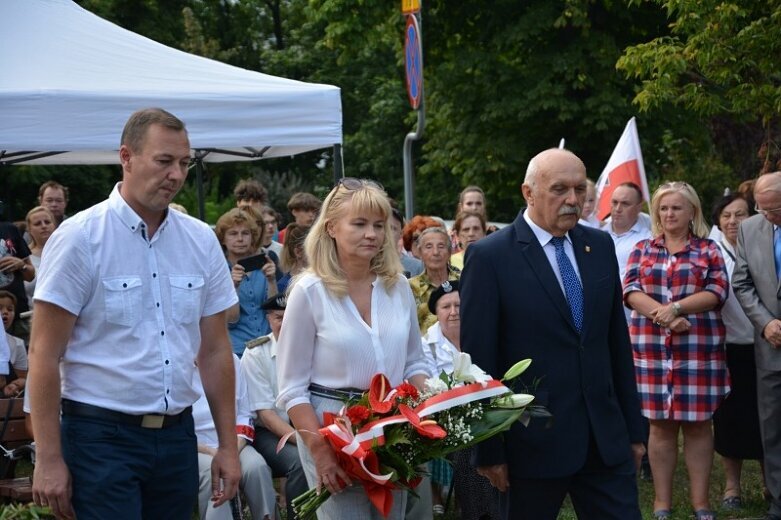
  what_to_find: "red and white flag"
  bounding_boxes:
[595,117,649,221]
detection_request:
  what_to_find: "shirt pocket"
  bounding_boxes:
[102,276,143,327]
[170,275,205,324]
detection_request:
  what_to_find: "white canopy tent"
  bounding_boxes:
[0,0,343,172]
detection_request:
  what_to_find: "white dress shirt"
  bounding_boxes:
[718,240,754,344]
[241,333,288,423]
[34,184,237,415]
[523,210,582,293]
[421,322,460,376]
[276,272,430,413]
[193,354,254,448]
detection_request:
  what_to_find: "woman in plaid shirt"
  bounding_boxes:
[624,182,729,520]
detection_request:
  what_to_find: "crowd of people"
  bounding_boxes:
[1,108,778,520]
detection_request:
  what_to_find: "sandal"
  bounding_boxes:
[653,510,672,520]
[694,509,716,520]
[722,496,742,510]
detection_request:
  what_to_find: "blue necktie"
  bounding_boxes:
[775,228,781,281]
[550,236,584,333]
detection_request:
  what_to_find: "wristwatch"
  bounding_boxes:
[672,302,682,316]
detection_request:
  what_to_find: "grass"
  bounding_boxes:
[10,454,770,519]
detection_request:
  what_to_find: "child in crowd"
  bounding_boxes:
[0,290,28,396]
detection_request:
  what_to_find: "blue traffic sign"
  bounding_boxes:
[405,15,423,110]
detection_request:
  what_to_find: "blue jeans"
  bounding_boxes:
[61,412,198,519]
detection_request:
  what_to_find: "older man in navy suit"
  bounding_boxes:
[461,148,645,519]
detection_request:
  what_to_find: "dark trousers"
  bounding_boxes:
[61,413,198,520]
[502,435,640,520]
[252,426,308,519]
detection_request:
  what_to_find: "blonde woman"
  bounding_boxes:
[276,178,430,519]
[624,182,729,520]
[24,206,56,308]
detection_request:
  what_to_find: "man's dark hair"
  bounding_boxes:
[615,182,643,203]
[287,192,321,212]
[121,108,187,152]
[38,180,69,203]
[233,179,268,204]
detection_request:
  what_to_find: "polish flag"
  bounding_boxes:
[595,117,650,221]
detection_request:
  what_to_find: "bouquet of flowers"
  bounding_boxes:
[290,353,548,519]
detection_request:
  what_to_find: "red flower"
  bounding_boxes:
[368,374,395,414]
[398,404,446,440]
[395,382,419,401]
[345,405,371,425]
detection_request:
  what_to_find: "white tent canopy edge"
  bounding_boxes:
[0,0,343,167]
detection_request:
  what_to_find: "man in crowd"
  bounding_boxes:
[234,178,269,214]
[28,108,240,519]
[278,192,320,244]
[241,294,308,520]
[461,148,644,519]
[0,217,35,322]
[733,171,781,520]
[38,181,69,226]
[604,182,652,283]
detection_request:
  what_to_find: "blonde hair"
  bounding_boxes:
[305,181,402,297]
[650,181,710,238]
[215,208,261,249]
[25,206,56,248]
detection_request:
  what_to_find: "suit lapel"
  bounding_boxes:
[514,216,578,333]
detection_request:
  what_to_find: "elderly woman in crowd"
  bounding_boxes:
[710,193,765,510]
[449,211,487,271]
[402,215,443,259]
[277,223,310,294]
[422,281,501,520]
[215,208,277,358]
[624,181,729,520]
[409,226,460,334]
[276,178,430,520]
[23,206,56,308]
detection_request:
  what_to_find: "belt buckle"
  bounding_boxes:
[141,414,165,429]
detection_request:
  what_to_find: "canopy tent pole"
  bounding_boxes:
[194,151,207,221]
[332,143,343,185]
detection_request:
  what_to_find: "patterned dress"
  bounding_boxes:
[623,235,730,421]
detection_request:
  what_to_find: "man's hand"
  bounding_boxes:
[33,456,75,520]
[631,443,646,472]
[477,464,509,492]
[763,319,781,348]
[210,446,241,507]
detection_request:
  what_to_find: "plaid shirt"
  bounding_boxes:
[623,235,730,421]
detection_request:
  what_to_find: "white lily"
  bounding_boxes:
[452,352,492,387]
[495,393,535,409]
[502,359,532,381]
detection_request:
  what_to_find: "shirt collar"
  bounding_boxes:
[609,218,646,238]
[523,209,572,247]
[108,182,171,237]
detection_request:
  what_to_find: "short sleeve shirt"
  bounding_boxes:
[0,222,31,315]
[34,184,238,414]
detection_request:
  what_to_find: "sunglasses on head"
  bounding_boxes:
[335,177,384,192]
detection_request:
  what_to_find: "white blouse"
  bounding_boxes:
[276,272,430,413]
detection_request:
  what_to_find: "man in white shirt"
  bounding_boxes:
[241,294,307,520]
[604,182,653,285]
[28,108,241,520]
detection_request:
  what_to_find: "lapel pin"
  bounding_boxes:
[585,245,591,253]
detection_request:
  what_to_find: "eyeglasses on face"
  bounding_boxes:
[754,203,781,216]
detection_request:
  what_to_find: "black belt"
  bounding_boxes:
[61,399,191,429]
[308,383,366,401]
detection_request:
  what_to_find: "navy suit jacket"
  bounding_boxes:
[461,211,643,479]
